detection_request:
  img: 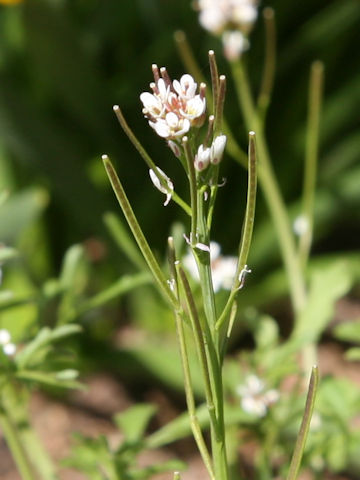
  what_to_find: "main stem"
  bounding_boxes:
[195,190,229,480]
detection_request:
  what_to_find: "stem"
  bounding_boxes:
[174,308,215,480]
[113,105,191,216]
[257,7,276,121]
[0,403,38,480]
[231,60,307,315]
[298,61,324,270]
[286,366,319,480]
[182,136,198,238]
[176,264,219,437]
[216,132,257,333]
[102,155,178,309]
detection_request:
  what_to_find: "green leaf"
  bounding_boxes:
[15,370,84,390]
[16,324,82,369]
[292,261,352,344]
[345,347,360,361]
[114,404,157,443]
[333,320,360,343]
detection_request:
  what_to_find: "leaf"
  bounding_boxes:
[333,320,360,343]
[16,324,82,369]
[114,404,157,444]
[292,261,352,344]
[345,348,360,361]
[15,370,84,390]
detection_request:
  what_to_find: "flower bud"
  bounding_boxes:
[194,145,211,172]
[210,135,227,164]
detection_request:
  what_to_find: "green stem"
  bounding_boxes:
[286,366,319,480]
[298,61,324,270]
[194,191,229,480]
[257,7,276,121]
[174,308,215,480]
[182,136,198,238]
[113,105,191,216]
[216,132,257,333]
[102,155,178,309]
[231,60,307,315]
[176,263,219,437]
[0,403,38,480]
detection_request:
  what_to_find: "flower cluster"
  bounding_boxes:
[195,0,259,60]
[236,374,279,417]
[0,328,16,356]
[140,65,206,140]
[183,241,237,292]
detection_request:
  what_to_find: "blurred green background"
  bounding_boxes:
[0,0,360,336]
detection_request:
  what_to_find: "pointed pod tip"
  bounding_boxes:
[208,49,215,56]
[249,131,256,136]
[113,105,120,112]
[101,154,109,161]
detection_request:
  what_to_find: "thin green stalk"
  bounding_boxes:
[231,60,307,315]
[216,132,257,332]
[176,263,219,437]
[102,155,178,308]
[182,136,198,238]
[257,7,276,121]
[194,191,229,480]
[174,310,215,480]
[298,61,324,270]
[113,105,191,216]
[209,50,219,113]
[0,404,38,480]
[174,30,248,168]
[286,366,319,480]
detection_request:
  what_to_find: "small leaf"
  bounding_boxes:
[114,403,157,443]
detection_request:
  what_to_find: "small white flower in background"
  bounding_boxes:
[222,31,249,61]
[236,374,279,417]
[195,0,259,60]
[167,140,181,158]
[293,214,309,236]
[149,167,174,206]
[183,241,237,292]
[0,328,16,356]
[140,66,206,140]
[210,135,227,164]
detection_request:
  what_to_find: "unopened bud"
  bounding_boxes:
[210,135,227,164]
[194,145,211,171]
[167,140,181,158]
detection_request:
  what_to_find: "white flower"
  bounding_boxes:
[196,0,259,36]
[141,67,206,140]
[173,74,198,100]
[0,328,16,356]
[183,241,237,292]
[210,135,227,164]
[222,30,249,61]
[194,145,211,172]
[149,167,174,206]
[293,214,309,236]
[149,113,191,139]
[236,375,279,417]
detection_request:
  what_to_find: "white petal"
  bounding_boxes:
[149,119,171,138]
[149,167,174,206]
[211,134,227,164]
[3,342,16,356]
[0,329,11,345]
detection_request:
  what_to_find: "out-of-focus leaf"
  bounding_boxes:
[345,348,360,361]
[114,404,157,443]
[333,320,360,343]
[292,261,352,344]
[16,324,82,369]
[0,188,48,242]
[15,370,84,390]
